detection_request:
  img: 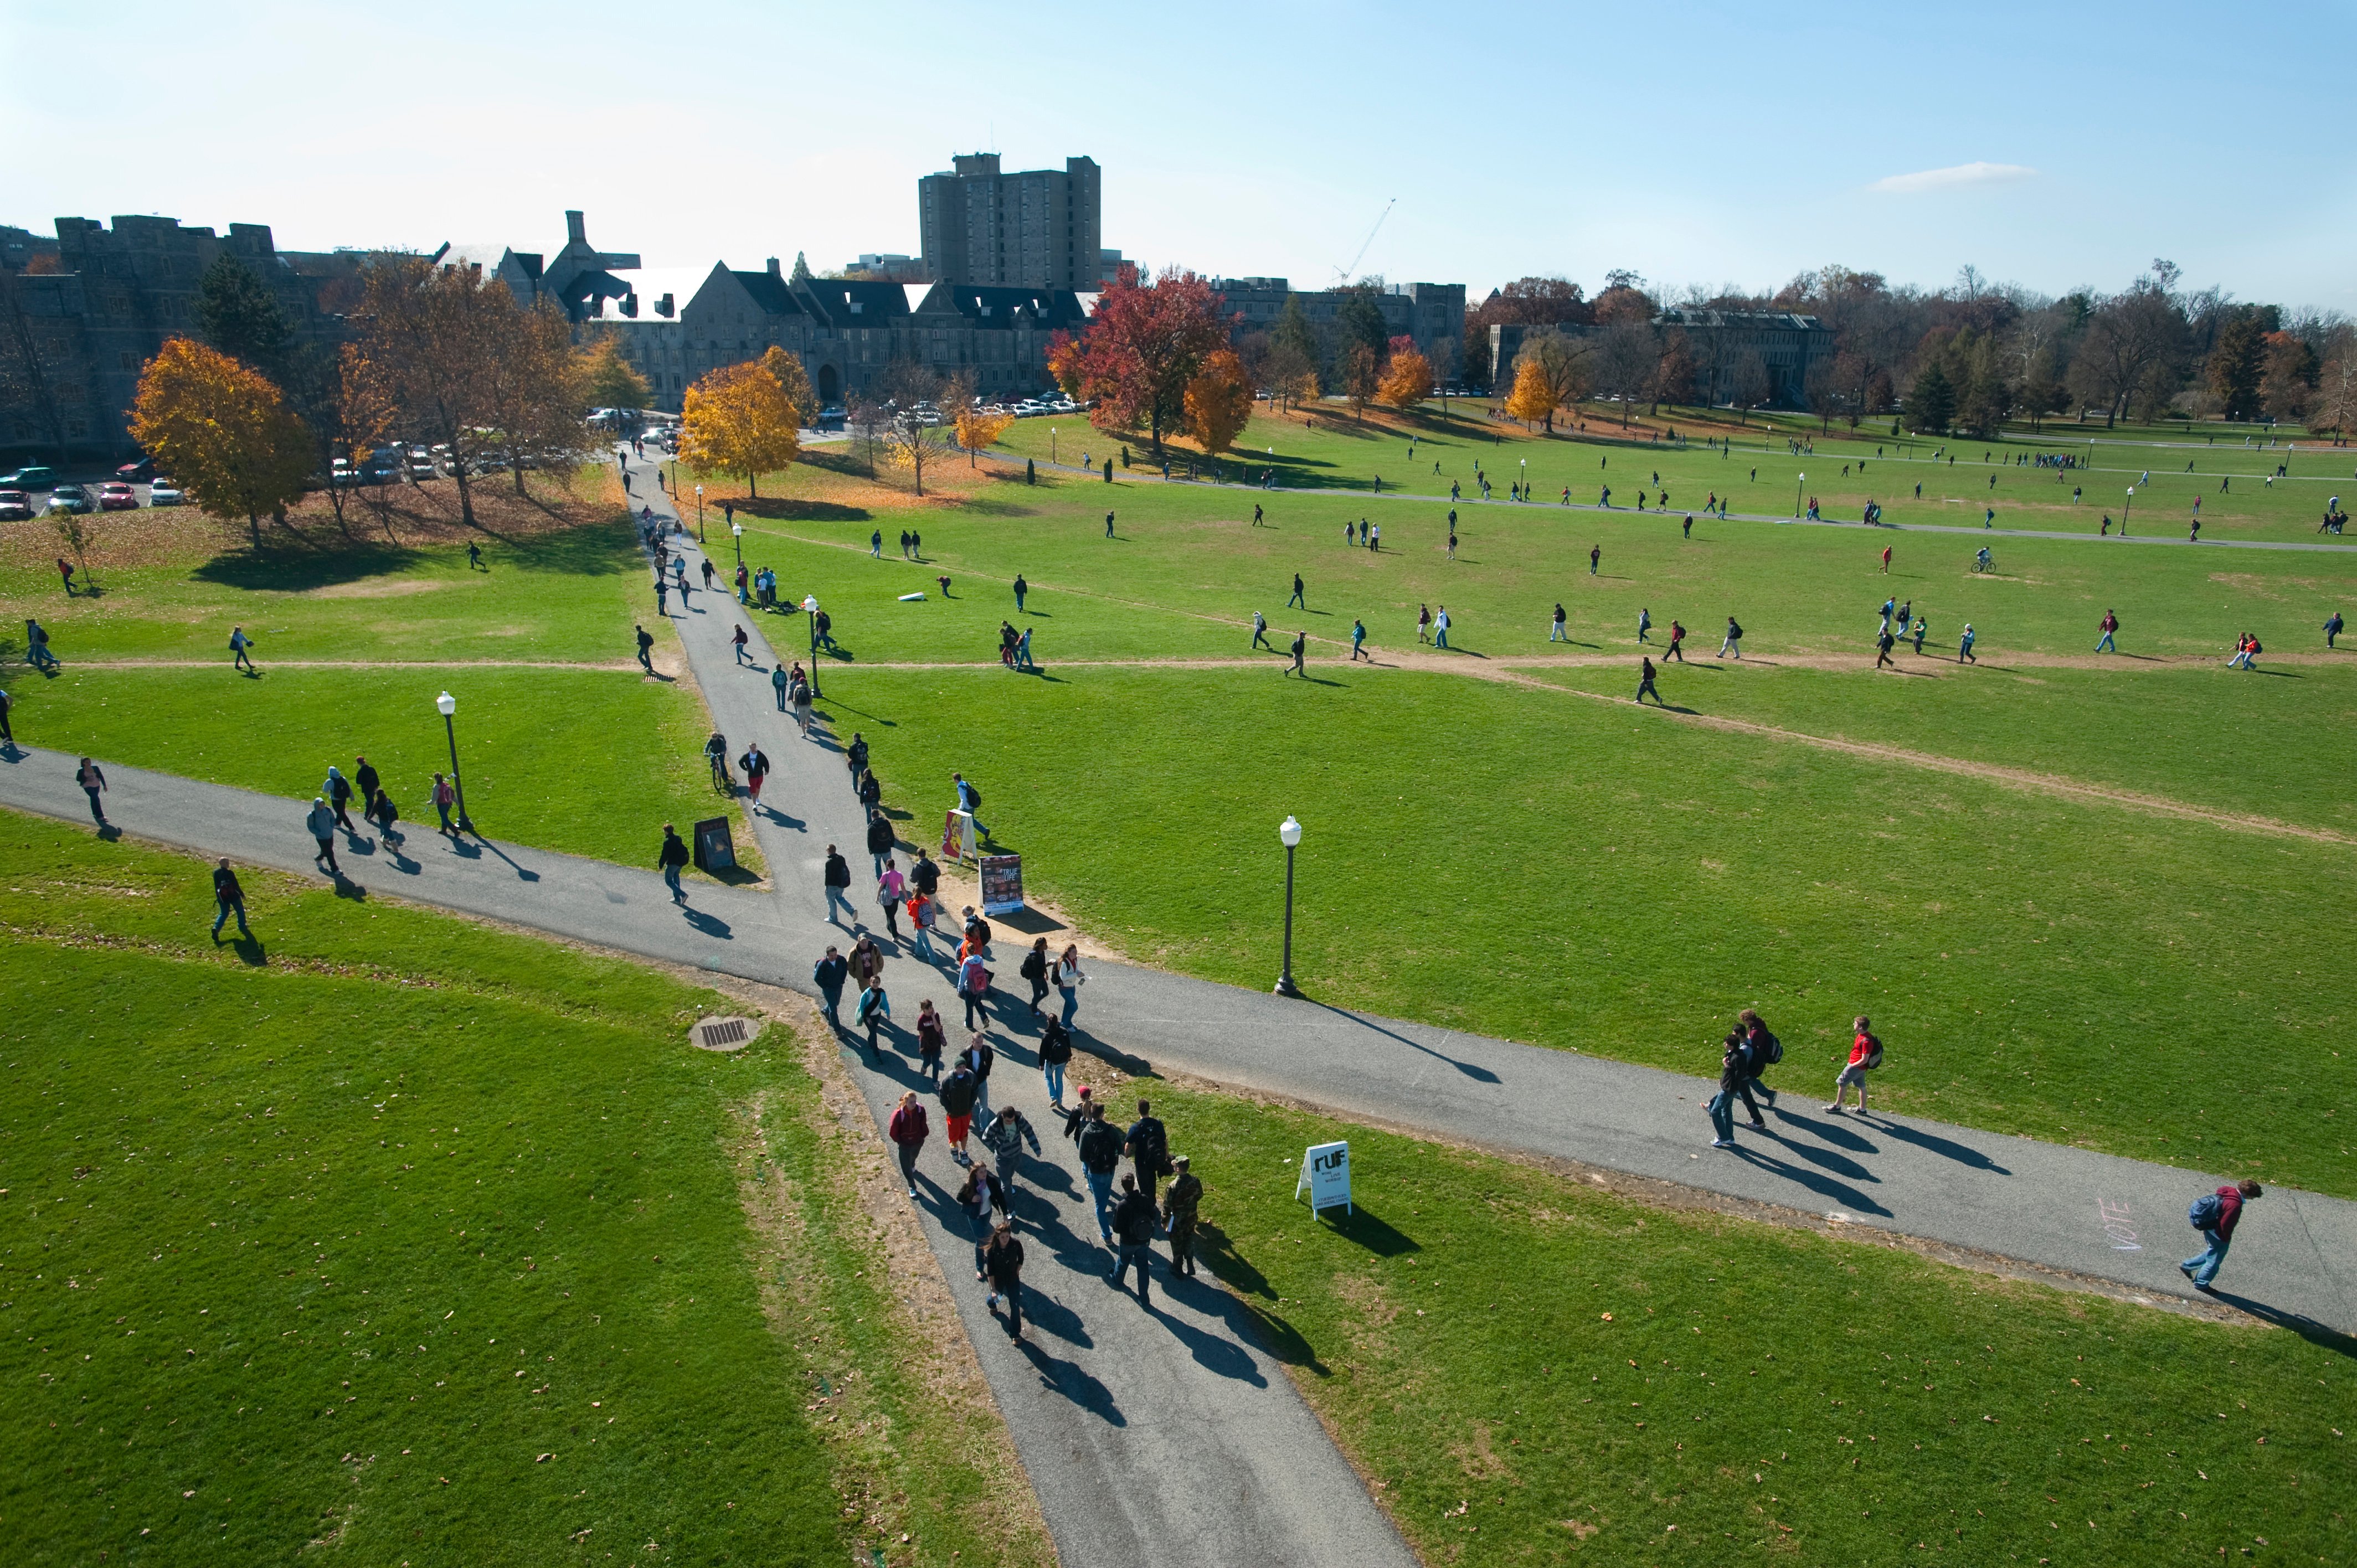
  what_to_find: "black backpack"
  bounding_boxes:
[1078,1120,1123,1174]
[1133,1117,1169,1172]
[965,785,982,808]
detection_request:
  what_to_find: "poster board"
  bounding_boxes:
[979,854,1025,915]
[692,816,736,873]
[1294,1141,1352,1217]
[941,809,976,863]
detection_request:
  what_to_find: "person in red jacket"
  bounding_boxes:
[887,1090,929,1199]
[2181,1178,2262,1291]
[1827,1015,1880,1115]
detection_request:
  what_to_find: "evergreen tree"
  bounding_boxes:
[2206,314,2266,420]
[196,255,291,373]
[1909,360,1957,433]
[790,252,815,287]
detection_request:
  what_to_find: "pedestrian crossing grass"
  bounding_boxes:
[0,817,1043,1566]
[837,664,2357,1199]
[1161,1086,2356,1566]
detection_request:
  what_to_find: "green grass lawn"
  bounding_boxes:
[837,663,2357,1198]
[2,468,760,872]
[1154,1084,2357,1565]
[984,403,2357,546]
[0,813,1043,1565]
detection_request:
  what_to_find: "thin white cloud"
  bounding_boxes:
[1869,161,2038,195]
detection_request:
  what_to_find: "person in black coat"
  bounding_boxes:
[658,823,691,904]
[1020,937,1051,1016]
[982,1221,1026,1338]
[1108,1175,1159,1301]
[824,844,856,925]
[812,945,849,1025]
[866,809,896,878]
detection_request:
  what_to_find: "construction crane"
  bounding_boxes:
[1332,198,1396,286]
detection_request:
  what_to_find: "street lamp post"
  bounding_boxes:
[1274,815,1303,997]
[1050,426,1058,465]
[694,484,703,540]
[732,520,744,576]
[802,595,822,698]
[1794,472,1805,519]
[435,690,474,833]
[2122,486,2134,535]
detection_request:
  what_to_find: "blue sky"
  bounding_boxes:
[7,0,2353,311]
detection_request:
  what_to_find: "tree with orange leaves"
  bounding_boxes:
[946,373,1016,466]
[1049,264,1235,457]
[130,338,314,550]
[1378,334,1433,411]
[1183,349,1253,460]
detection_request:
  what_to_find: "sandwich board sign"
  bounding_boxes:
[941,809,976,864]
[1295,1141,1351,1217]
[979,853,1026,915]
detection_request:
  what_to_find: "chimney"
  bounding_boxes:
[621,291,639,319]
[656,293,675,318]
[565,210,587,245]
[766,257,781,278]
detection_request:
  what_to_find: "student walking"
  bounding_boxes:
[1162,1156,1202,1276]
[1876,626,1897,669]
[2095,610,2118,653]
[1021,937,1052,1015]
[636,623,655,673]
[211,858,250,941]
[1880,545,1891,573]
[914,998,946,1080]
[1718,617,1743,658]
[1958,622,1977,663]
[817,843,857,924]
[1252,610,1272,651]
[1105,510,1115,537]
[1286,630,1307,677]
[981,1221,1027,1338]
[367,788,402,845]
[876,857,905,939]
[1077,1103,1125,1243]
[854,975,891,1055]
[955,1165,1002,1276]
[230,626,257,673]
[957,947,991,1030]
[76,756,108,826]
[1288,572,1305,609]
[742,742,771,807]
[732,625,751,665]
[430,773,457,835]
[1350,618,1368,660]
[1037,1014,1074,1107]
[888,1091,929,1198]
[1826,1015,1883,1113]
[0,687,11,749]
[1635,656,1663,705]
[939,1059,979,1167]
[2326,611,2344,647]
[770,663,789,711]
[1126,1098,1171,1209]
[1637,607,1651,643]
[1551,602,1567,642]
[1664,620,1685,661]
[659,822,691,902]
[1589,544,1601,575]
[1417,604,1432,643]
[1108,1174,1158,1301]
[957,1031,995,1121]
[866,808,895,878]
[308,797,340,873]
[1432,606,1451,648]
[980,1104,1042,1203]
[325,766,357,832]
[1706,1031,1748,1148]
[814,945,849,1026]
[909,890,940,962]
[2180,1178,2263,1292]
[1011,575,1028,611]
[1053,943,1084,1028]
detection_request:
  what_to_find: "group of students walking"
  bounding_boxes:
[305,755,460,874]
[1705,1008,1886,1147]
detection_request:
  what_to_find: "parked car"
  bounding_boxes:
[96,481,139,511]
[116,456,156,483]
[47,482,94,514]
[409,461,439,481]
[1,465,56,491]
[0,489,31,520]
[147,479,184,506]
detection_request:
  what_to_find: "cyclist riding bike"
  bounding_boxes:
[704,731,732,791]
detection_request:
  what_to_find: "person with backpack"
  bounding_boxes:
[308,797,340,873]
[211,858,250,941]
[887,1090,929,1198]
[1076,1102,1126,1244]
[812,945,848,1027]
[1108,1174,1159,1300]
[230,626,257,673]
[853,975,890,1056]
[2095,610,2118,654]
[430,773,457,835]
[1706,1029,1748,1148]
[914,998,946,1080]
[1126,1097,1172,1210]
[1060,1084,1095,1142]
[876,857,905,941]
[1036,1014,1074,1107]
[938,1058,979,1167]
[2181,1178,2263,1292]
[1736,1007,1780,1122]
[324,765,357,832]
[1718,616,1743,658]
[958,1032,995,1122]
[1635,656,1663,706]
[952,772,987,835]
[1827,1015,1883,1115]
[957,947,991,1030]
[367,787,403,846]
[956,1162,1003,1274]
[981,1220,1027,1338]
[822,843,855,925]
[1021,937,1052,1016]
[979,1103,1042,1202]
[1162,1156,1203,1277]
[2325,611,2344,648]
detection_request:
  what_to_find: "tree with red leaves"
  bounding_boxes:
[1047,264,1235,457]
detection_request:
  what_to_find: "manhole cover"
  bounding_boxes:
[689,1015,759,1053]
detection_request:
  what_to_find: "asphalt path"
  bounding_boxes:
[7,453,2353,1559]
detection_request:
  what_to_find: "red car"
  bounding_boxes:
[96,481,140,512]
[116,457,156,483]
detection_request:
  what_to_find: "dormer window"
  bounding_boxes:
[850,301,863,314]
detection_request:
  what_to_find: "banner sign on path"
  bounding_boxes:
[1295,1141,1352,1217]
[691,817,736,873]
[941,809,976,863]
[979,853,1026,915]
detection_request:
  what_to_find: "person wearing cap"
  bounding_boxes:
[1162,1156,1203,1278]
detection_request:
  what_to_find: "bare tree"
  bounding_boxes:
[1730,350,1773,424]
[1594,321,1655,426]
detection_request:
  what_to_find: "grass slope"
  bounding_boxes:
[1161,1085,2357,1565]
[0,813,1039,1564]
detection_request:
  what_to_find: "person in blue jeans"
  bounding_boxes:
[211,859,250,940]
[1706,1031,1747,1148]
[1075,1104,1125,1244]
[2181,1179,2262,1291]
[658,823,689,902]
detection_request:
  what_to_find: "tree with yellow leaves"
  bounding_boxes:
[1504,327,1592,432]
[1184,349,1253,460]
[1377,336,1433,411]
[578,334,651,414]
[130,338,315,550]
[760,346,814,430]
[945,373,1015,467]
[681,359,800,497]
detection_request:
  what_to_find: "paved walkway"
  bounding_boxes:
[7,457,2354,1560]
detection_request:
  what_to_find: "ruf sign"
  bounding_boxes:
[1295,1141,1351,1217]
